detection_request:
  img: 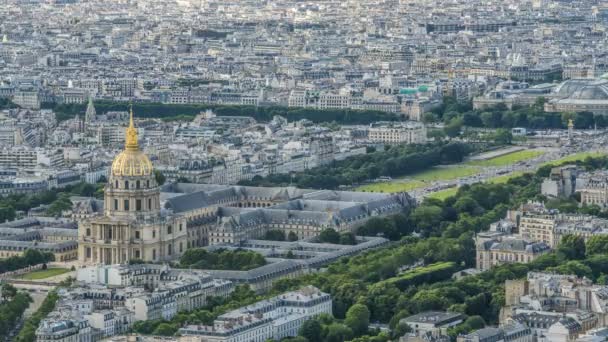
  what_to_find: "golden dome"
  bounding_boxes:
[111,108,154,177]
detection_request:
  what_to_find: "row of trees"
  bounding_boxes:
[46,193,73,217]
[33,94,608,131]
[45,101,399,124]
[0,181,103,223]
[0,285,31,340]
[263,229,298,242]
[296,306,379,342]
[240,142,473,189]
[317,229,357,245]
[0,98,17,110]
[0,249,54,274]
[429,96,608,131]
[15,291,59,342]
[179,248,266,271]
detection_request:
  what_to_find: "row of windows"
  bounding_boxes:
[113,198,153,211]
[114,179,152,190]
[83,243,184,260]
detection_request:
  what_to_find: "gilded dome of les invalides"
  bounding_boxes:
[110,109,153,177]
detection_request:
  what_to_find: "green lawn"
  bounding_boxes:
[466,149,544,167]
[357,180,425,193]
[542,151,606,167]
[18,268,70,280]
[428,188,458,200]
[357,166,478,193]
[409,166,479,182]
[427,171,528,200]
[487,171,527,184]
[358,150,604,195]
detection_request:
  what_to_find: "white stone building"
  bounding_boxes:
[179,286,332,342]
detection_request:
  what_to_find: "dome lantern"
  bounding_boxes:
[110,107,153,177]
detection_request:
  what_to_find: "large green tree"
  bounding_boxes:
[586,235,608,256]
[325,323,354,342]
[345,304,371,336]
[318,228,340,244]
[557,234,586,260]
[299,319,322,341]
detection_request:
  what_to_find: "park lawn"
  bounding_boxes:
[409,166,479,182]
[356,180,425,193]
[357,166,478,193]
[487,171,527,184]
[466,149,545,167]
[19,268,70,280]
[543,151,606,167]
[428,188,458,200]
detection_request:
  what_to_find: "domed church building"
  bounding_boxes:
[78,110,187,264]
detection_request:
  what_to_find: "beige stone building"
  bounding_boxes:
[78,111,187,264]
[367,121,427,145]
[518,209,559,247]
[578,171,608,208]
[475,232,551,271]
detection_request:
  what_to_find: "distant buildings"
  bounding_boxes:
[544,79,608,115]
[367,121,427,145]
[577,171,608,209]
[12,89,41,109]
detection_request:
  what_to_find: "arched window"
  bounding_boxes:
[115,180,118,188]
[125,180,129,189]
[147,180,150,188]
[136,180,140,189]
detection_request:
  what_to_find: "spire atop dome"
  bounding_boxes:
[125,105,139,150]
[111,105,153,177]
